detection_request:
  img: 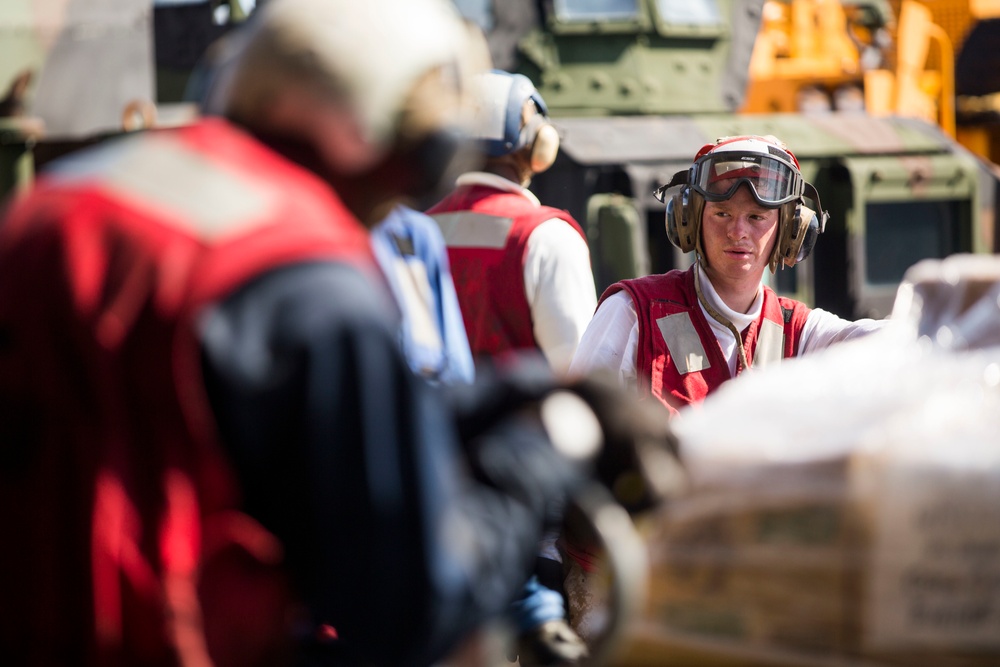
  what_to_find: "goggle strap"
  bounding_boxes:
[803,181,829,233]
[653,169,689,202]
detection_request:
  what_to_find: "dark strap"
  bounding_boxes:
[653,169,689,202]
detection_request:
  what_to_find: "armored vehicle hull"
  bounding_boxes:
[535,112,995,319]
[456,0,1000,319]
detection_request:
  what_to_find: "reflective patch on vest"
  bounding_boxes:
[431,212,513,248]
[754,318,784,368]
[47,136,277,241]
[656,312,710,375]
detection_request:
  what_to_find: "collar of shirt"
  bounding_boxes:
[695,261,763,335]
[455,172,541,207]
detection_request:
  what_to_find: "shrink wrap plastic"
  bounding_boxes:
[619,255,1000,666]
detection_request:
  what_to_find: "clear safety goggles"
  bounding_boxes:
[689,151,803,207]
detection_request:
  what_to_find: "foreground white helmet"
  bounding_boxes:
[213,0,487,176]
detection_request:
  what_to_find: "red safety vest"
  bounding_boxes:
[601,265,810,415]
[427,184,586,360]
[0,118,373,666]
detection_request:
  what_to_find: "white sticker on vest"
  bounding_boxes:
[656,312,709,375]
[754,318,785,368]
[49,136,277,241]
[431,212,514,249]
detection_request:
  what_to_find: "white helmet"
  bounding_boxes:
[214,0,487,176]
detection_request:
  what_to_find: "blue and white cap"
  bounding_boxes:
[468,70,549,157]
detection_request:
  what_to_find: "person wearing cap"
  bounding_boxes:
[570,135,885,416]
[427,69,597,375]
[0,2,653,666]
[426,69,599,665]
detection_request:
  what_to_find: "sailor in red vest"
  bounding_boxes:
[427,70,597,374]
[427,70,600,665]
[0,1,650,666]
[570,135,885,416]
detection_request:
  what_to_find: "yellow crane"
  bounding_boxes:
[741,0,1000,165]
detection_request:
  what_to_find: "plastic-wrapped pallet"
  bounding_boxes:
[615,255,1000,667]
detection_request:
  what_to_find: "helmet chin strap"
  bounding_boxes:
[694,263,751,375]
[653,170,689,202]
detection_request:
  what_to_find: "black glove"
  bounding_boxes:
[563,370,685,515]
[464,409,588,528]
[454,358,685,522]
[448,354,560,445]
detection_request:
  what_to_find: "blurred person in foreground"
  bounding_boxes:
[570,134,885,416]
[0,1,672,666]
[427,69,597,376]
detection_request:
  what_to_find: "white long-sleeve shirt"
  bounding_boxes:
[569,263,885,386]
[454,172,597,373]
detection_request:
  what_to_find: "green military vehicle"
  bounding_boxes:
[3,0,997,320]
[454,0,999,320]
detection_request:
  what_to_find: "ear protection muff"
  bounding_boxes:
[770,182,828,271]
[772,205,823,268]
[660,162,707,255]
[770,202,801,272]
[520,111,559,174]
[665,186,700,253]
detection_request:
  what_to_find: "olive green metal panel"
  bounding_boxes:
[837,152,982,319]
[517,0,765,116]
[553,114,963,168]
[585,193,650,289]
[542,111,992,318]
[684,114,958,160]
[0,121,35,199]
[456,0,1000,316]
[840,154,978,210]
